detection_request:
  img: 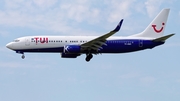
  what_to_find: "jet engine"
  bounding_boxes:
[64,45,81,53]
[61,52,79,58]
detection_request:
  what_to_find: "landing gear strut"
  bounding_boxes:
[21,54,25,59]
[16,51,25,59]
[85,53,93,62]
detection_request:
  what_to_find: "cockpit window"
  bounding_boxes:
[14,39,20,42]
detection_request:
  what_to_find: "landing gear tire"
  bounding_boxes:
[21,54,25,59]
[85,53,93,62]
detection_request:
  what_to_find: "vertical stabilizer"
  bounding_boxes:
[133,9,170,38]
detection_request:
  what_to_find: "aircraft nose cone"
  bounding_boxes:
[6,43,13,50]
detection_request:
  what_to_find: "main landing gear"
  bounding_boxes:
[85,53,93,62]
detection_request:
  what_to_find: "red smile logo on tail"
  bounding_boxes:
[152,23,165,33]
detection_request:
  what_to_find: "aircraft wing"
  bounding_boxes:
[81,19,123,52]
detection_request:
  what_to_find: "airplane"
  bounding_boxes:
[6,9,174,62]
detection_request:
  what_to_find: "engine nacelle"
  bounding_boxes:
[61,53,79,58]
[64,45,81,53]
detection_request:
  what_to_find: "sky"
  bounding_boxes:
[0,0,180,101]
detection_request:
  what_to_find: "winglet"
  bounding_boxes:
[112,19,124,32]
[153,33,175,42]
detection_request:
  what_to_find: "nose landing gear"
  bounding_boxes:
[16,51,25,59]
[85,53,93,62]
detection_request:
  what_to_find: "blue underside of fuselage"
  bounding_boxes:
[15,40,165,54]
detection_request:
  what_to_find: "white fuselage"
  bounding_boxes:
[6,35,152,50]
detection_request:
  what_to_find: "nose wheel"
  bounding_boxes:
[16,51,25,59]
[85,53,93,62]
[21,54,25,59]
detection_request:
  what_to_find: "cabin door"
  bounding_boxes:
[139,40,143,47]
[25,38,30,46]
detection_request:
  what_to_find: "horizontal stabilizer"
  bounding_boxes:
[153,33,175,42]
